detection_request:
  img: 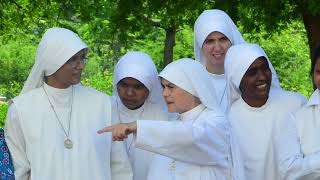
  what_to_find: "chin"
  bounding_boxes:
[71,79,81,85]
[167,106,176,113]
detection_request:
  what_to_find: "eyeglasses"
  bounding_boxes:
[66,54,89,68]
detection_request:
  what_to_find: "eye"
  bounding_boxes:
[220,36,229,42]
[204,39,214,45]
[135,85,145,89]
[246,69,257,76]
[118,81,127,88]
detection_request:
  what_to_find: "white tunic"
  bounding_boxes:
[111,96,168,180]
[5,84,132,180]
[210,73,228,113]
[278,89,320,180]
[229,89,306,180]
[135,104,232,180]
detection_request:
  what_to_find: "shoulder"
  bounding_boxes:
[202,108,226,121]
[271,89,307,106]
[12,87,44,106]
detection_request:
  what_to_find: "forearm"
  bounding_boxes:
[135,119,230,167]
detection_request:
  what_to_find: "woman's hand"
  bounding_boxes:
[97,122,137,141]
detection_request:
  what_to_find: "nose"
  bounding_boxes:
[257,70,268,81]
[213,41,222,51]
[76,61,85,70]
[126,87,135,96]
[162,87,169,97]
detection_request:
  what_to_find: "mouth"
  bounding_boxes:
[123,99,136,105]
[212,53,224,58]
[166,101,173,105]
[256,82,270,91]
[257,83,267,88]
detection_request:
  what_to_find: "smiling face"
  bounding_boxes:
[117,77,150,110]
[202,31,232,74]
[239,57,272,107]
[161,78,200,113]
[46,49,88,89]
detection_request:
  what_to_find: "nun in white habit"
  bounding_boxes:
[276,45,320,180]
[4,28,132,180]
[111,51,169,180]
[194,9,246,113]
[99,58,233,180]
[194,9,280,113]
[225,43,307,180]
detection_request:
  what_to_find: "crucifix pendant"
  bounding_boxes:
[64,139,73,149]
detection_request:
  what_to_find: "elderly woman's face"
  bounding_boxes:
[47,49,87,88]
[239,57,272,107]
[161,78,200,113]
[202,31,231,73]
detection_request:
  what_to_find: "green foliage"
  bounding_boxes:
[0,34,36,99]
[81,71,113,96]
[0,103,8,127]
[0,81,23,100]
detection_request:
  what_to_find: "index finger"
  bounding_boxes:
[97,126,115,134]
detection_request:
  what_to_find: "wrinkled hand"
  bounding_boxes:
[97,122,137,141]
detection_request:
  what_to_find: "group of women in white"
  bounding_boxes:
[3,8,320,180]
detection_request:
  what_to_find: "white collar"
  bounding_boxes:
[179,104,206,122]
[306,89,320,108]
[238,95,270,112]
[43,82,73,107]
[209,73,225,78]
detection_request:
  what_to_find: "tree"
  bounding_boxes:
[236,0,320,63]
[108,0,216,66]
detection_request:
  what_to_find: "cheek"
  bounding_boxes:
[202,45,212,55]
[136,90,149,101]
[314,74,320,88]
[221,41,231,51]
[117,86,125,97]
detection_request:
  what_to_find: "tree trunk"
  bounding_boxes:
[302,13,320,60]
[163,28,176,66]
[302,13,320,89]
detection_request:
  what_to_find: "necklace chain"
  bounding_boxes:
[43,85,74,149]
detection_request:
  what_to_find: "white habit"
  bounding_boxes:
[224,43,307,180]
[112,52,169,180]
[4,28,132,180]
[278,89,320,180]
[135,59,233,180]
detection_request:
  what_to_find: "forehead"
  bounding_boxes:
[206,31,228,40]
[247,57,268,69]
[118,77,144,85]
[160,78,173,85]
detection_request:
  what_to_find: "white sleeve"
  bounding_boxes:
[277,114,320,180]
[135,113,230,167]
[4,103,31,180]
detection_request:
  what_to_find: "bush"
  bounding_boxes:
[0,103,8,127]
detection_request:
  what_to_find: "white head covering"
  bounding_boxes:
[194,9,246,65]
[159,58,220,110]
[225,43,281,108]
[113,51,166,108]
[21,28,88,94]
